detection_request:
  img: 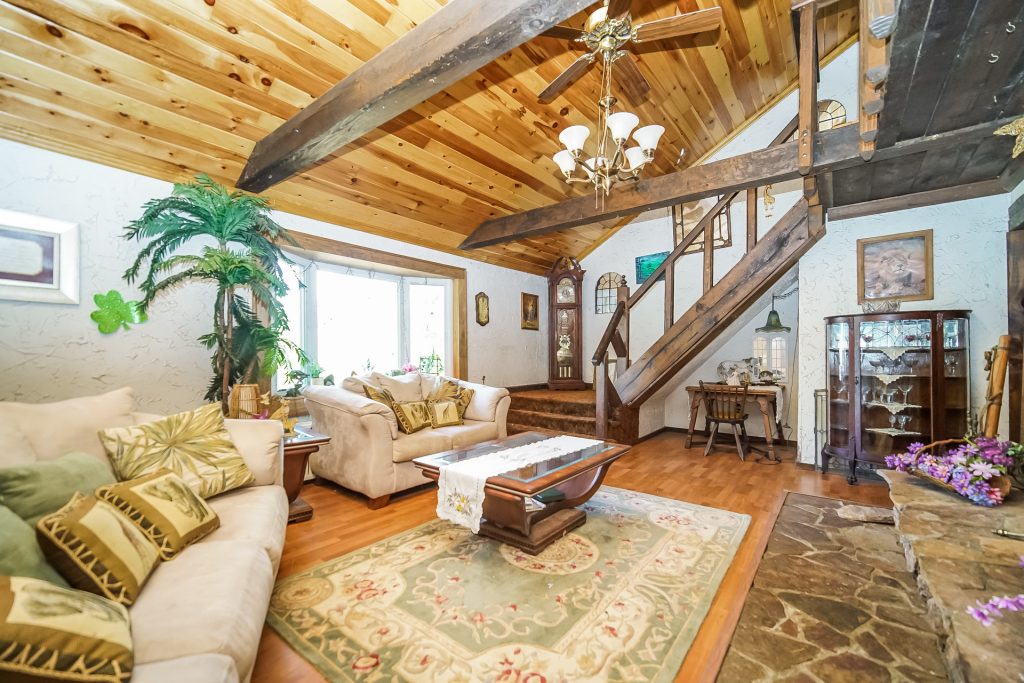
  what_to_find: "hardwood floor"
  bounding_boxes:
[251,432,892,683]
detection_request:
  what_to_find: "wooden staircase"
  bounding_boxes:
[507,389,597,438]
[593,189,824,444]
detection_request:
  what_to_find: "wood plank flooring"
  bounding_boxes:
[251,432,892,683]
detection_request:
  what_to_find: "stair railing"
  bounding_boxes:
[590,116,801,439]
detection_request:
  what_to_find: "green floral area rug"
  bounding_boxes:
[268,486,749,682]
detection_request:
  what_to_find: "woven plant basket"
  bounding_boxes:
[906,438,1013,503]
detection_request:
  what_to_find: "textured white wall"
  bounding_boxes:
[796,195,1010,464]
[0,140,547,413]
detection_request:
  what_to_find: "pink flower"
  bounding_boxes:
[968,461,999,479]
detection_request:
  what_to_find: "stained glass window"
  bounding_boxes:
[595,272,621,314]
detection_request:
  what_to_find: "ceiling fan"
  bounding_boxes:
[537,0,723,105]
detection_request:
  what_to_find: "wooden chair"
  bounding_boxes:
[698,380,750,461]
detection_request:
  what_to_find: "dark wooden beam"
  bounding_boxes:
[746,187,758,251]
[1010,192,1024,231]
[236,0,592,192]
[826,179,1006,221]
[797,4,818,175]
[461,117,1018,249]
[1009,229,1024,441]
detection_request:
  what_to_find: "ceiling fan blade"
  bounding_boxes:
[538,52,596,104]
[540,25,582,40]
[613,53,651,107]
[607,0,632,20]
[632,7,723,43]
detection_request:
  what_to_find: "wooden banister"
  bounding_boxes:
[702,217,714,292]
[593,300,626,366]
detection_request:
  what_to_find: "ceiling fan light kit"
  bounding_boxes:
[542,1,721,200]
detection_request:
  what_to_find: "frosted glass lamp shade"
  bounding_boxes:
[559,125,590,153]
[583,157,606,178]
[633,124,665,152]
[624,146,646,170]
[606,112,640,142]
[553,150,577,176]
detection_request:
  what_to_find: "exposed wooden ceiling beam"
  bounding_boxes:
[461,117,1021,249]
[236,0,593,192]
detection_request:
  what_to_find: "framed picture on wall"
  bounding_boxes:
[521,293,539,330]
[0,208,79,305]
[635,251,668,285]
[857,229,933,304]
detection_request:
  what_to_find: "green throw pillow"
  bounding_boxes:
[0,505,68,587]
[0,452,115,526]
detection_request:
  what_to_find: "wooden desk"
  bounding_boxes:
[684,384,784,461]
[283,423,330,523]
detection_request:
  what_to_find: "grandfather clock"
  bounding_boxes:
[548,257,586,390]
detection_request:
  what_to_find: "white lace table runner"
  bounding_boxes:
[437,435,603,533]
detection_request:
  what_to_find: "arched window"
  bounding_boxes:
[817,99,847,130]
[595,272,622,314]
[770,337,787,379]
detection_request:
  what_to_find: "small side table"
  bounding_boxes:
[282,423,330,524]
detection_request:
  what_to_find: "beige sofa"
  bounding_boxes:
[303,373,510,508]
[0,387,288,683]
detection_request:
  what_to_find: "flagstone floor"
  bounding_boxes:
[718,493,947,682]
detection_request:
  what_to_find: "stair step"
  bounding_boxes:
[506,409,596,436]
[508,395,596,417]
[506,423,597,440]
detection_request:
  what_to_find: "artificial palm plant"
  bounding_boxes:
[123,174,304,408]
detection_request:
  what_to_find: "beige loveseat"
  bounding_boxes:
[303,373,510,508]
[0,387,288,683]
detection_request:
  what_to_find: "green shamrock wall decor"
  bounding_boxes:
[90,290,147,334]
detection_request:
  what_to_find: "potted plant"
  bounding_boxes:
[123,174,302,410]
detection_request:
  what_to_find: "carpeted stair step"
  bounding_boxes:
[506,423,597,439]
[506,408,596,436]
[508,394,596,417]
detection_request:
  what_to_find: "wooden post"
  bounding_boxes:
[702,220,714,293]
[595,360,609,439]
[746,187,758,252]
[859,0,888,161]
[617,279,630,370]
[983,336,1011,438]
[797,3,818,175]
[664,257,675,332]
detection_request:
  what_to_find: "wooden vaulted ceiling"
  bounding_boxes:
[0,0,857,275]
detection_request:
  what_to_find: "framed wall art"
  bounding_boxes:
[635,251,668,285]
[0,208,79,305]
[521,293,539,330]
[857,229,933,304]
[475,291,489,326]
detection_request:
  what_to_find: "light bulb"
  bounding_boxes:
[558,125,590,153]
[633,124,665,152]
[606,112,640,143]
[553,150,577,176]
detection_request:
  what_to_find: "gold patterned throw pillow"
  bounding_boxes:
[392,400,432,434]
[426,400,462,428]
[98,403,255,499]
[427,378,475,420]
[363,384,396,408]
[96,470,220,561]
[36,492,161,606]
[0,576,133,683]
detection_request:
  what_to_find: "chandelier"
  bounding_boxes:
[550,12,665,199]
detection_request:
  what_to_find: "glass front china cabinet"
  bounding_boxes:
[823,310,971,483]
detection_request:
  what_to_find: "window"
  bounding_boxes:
[595,272,622,314]
[281,256,451,379]
[770,337,787,379]
[753,336,768,367]
[817,99,847,130]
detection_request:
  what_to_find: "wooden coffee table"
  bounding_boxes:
[413,432,629,555]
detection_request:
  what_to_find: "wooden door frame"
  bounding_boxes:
[282,231,468,380]
[1008,194,1024,441]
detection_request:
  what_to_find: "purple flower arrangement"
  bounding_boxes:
[884,437,1023,507]
[967,557,1024,626]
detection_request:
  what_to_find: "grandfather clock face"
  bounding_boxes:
[556,277,576,304]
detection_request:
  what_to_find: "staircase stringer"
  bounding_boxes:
[612,198,822,408]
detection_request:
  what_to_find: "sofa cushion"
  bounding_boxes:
[204,486,288,570]
[341,373,378,394]
[304,385,399,439]
[425,377,474,419]
[392,429,453,464]
[374,372,423,402]
[129,540,273,681]
[392,400,432,434]
[0,576,133,683]
[99,404,255,499]
[458,380,510,422]
[223,419,283,487]
[0,504,68,586]
[432,420,501,450]
[96,471,220,561]
[0,387,136,471]
[36,492,161,606]
[131,653,238,683]
[0,452,115,526]
[427,400,462,428]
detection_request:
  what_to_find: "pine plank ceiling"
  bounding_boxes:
[0,0,857,275]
